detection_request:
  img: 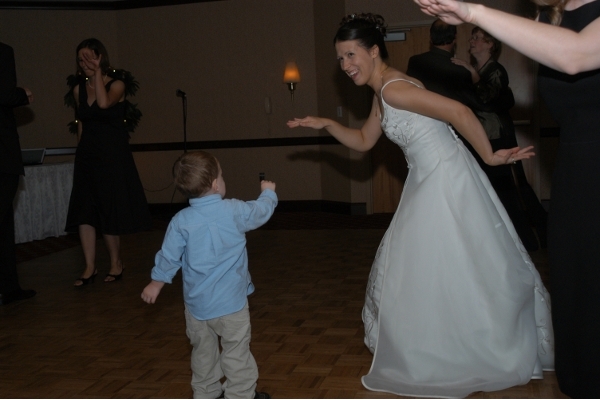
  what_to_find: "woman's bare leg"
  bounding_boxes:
[74,224,97,286]
[103,234,123,282]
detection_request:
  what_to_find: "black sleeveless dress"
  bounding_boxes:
[65,79,151,235]
[538,2,600,397]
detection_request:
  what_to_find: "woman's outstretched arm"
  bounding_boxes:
[287,96,384,152]
[381,80,533,165]
[413,0,600,75]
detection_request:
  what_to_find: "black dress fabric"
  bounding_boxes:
[65,79,151,235]
[467,59,547,251]
[0,42,29,294]
[537,2,600,397]
[482,60,547,251]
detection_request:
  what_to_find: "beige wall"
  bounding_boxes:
[1,0,545,207]
[0,9,120,150]
[115,0,324,202]
[1,1,326,204]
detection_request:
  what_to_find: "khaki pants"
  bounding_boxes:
[185,302,258,399]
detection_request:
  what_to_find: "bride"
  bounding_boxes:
[287,12,554,398]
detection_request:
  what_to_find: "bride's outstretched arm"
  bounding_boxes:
[412,0,600,75]
[381,80,533,166]
[287,96,383,152]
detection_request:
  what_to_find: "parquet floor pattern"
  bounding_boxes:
[2,213,566,399]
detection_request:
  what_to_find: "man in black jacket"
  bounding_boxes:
[407,19,487,111]
[0,41,36,305]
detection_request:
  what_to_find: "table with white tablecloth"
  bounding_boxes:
[13,163,74,244]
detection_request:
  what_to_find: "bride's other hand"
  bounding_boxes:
[287,116,328,130]
[490,146,535,166]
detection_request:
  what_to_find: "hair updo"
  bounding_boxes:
[333,13,389,60]
[531,0,567,26]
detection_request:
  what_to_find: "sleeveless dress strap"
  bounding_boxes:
[379,78,425,115]
[78,81,87,104]
[380,78,423,97]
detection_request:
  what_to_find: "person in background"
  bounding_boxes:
[65,38,151,287]
[408,20,543,251]
[407,19,483,109]
[411,1,600,396]
[288,13,552,397]
[453,26,548,250]
[0,41,36,306]
[142,150,277,399]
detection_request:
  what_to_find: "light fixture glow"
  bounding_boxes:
[283,61,300,102]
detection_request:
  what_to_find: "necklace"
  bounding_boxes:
[86,74,107,89]
[380,65,389,81]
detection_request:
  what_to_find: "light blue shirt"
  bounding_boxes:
[151,190,277,320]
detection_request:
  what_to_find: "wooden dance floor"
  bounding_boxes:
[2,212,566,398]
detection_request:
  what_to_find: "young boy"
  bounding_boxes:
[141,150,277,399]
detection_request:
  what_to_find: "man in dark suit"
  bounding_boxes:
[0,41,36,305]
[407,19,484,111]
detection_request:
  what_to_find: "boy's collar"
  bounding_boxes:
[190,193,222,204]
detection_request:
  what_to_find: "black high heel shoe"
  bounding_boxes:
[74,270,98,287]
[105,267,124,283]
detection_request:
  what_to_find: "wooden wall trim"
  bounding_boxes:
[149,200,367,216]
[44,135,341,156]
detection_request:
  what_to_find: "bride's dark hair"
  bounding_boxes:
[334,13,389,60]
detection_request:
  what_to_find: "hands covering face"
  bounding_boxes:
[79,48,102,73]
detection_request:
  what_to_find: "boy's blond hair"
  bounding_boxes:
[172,151,219,198]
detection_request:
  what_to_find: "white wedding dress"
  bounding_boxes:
[361,79,554,398]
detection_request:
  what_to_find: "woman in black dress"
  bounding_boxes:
[413,0,600,397]
[453,27,549,251]
[66,38,151,286]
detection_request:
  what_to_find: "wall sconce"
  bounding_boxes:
[283,61,300,103]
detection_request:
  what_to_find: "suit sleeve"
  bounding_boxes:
[0,44,29,108]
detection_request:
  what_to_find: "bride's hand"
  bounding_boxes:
[287,116,328,131]
[490,146,535,166]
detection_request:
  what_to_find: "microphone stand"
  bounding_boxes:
[180,93,188,153]
[171,91,188,208]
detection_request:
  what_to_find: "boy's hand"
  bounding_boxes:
[141,280,165,304]
[261,180,276,192]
